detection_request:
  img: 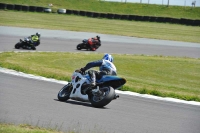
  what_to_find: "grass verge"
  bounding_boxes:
[0,0,200,19]
[0,52,200,102]
[0,123,67,133]
[0,10,200,43]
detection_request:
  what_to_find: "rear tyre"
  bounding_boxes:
[57,83,73,101]
[88,86,115,108]
[31,46,36,50]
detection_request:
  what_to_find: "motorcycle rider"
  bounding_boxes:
[27,32,41,47]
[76,53,119,99]
[88,35,101,51]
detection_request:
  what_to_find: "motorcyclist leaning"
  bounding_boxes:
[27,32,41,47]
[88,35,101,51]
[76,54,118,98]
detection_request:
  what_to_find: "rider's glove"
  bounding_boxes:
[75,69,81,73]
[80,68,85,74]
[75,68,85,74]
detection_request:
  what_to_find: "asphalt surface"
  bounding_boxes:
[0,26,200,58]
[0,26,200,133]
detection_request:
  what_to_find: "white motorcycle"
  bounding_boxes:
[57,70,126,108]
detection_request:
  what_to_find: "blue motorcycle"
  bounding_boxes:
[57,70,126,108]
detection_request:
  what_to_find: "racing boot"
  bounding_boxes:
[90,72,96,87]
[92,86,104,96]
[89,71,96,87]
[91,47,96,51]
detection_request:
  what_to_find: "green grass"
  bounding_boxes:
[0,123,69,133]
[1,10,200,43]
[0,52,200,102]
[0,0,200,19]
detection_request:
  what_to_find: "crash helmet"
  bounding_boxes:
[36,32,41,37]
[103,53,113,62]
[96,35,100,40]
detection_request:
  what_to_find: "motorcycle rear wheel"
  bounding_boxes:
[57,83,73,101]
[31,46,36,50]
[88,86,115,108]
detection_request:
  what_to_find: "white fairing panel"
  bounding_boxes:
[69,72,90,102]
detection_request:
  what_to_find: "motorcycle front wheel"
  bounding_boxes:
[88,86,115,108]
[77,43,82,50]
[57,83,73,101]
[15,43,21,49]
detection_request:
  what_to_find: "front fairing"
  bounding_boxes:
[70,72,90,101]
[71,72,90,84]
[82,39,88,44]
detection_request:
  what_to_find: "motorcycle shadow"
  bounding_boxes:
[54,99,108,109]
[14,48,35,51]
[76,49,94,52]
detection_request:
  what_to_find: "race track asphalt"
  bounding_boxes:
[0,26,200,58]
[0,26,200,133]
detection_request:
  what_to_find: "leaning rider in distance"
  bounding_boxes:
[88,35,101,50]
[28,32,41,46]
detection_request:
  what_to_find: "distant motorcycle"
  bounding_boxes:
[76,39,101,51]
[15,37,37,50]
[57,70,126,108]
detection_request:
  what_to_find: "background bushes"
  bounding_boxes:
[0,3,199,26]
